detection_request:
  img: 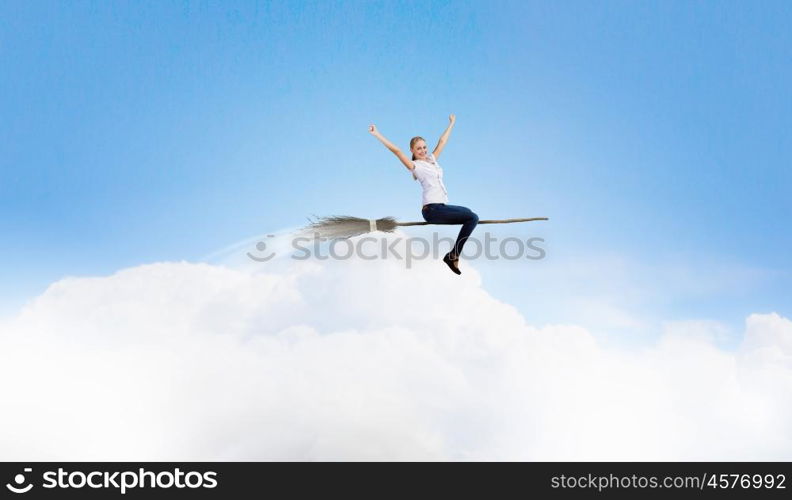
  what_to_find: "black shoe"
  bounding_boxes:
[443,253,461,275]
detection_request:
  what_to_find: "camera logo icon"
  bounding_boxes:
[5,468,34,494]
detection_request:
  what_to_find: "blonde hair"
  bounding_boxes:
[410,136,426,161]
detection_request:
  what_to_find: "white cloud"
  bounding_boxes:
[0,234,790,460]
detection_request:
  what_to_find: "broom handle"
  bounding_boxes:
[396,217,548,227]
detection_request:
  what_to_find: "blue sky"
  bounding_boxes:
[2,1,790,331]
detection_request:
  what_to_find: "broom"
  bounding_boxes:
[300,215,549,240]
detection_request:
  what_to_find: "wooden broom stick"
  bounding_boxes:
[396,217,548,226]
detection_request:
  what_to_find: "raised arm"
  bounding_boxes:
[432,114,456,159]
[369,124,414,172]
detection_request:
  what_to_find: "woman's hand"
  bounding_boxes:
[369,124,413,171]
[433,115,456,159]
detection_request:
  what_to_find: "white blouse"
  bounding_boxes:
[411,153,449,206]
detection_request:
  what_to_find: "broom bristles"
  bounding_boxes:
[300,215,399,240]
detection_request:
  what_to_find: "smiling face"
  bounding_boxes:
[410,137,429,161]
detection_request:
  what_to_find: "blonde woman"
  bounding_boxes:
[369,115,479,275]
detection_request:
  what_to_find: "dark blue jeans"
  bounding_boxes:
[421,203,479,259]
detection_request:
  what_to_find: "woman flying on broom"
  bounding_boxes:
[369,114,478,275]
